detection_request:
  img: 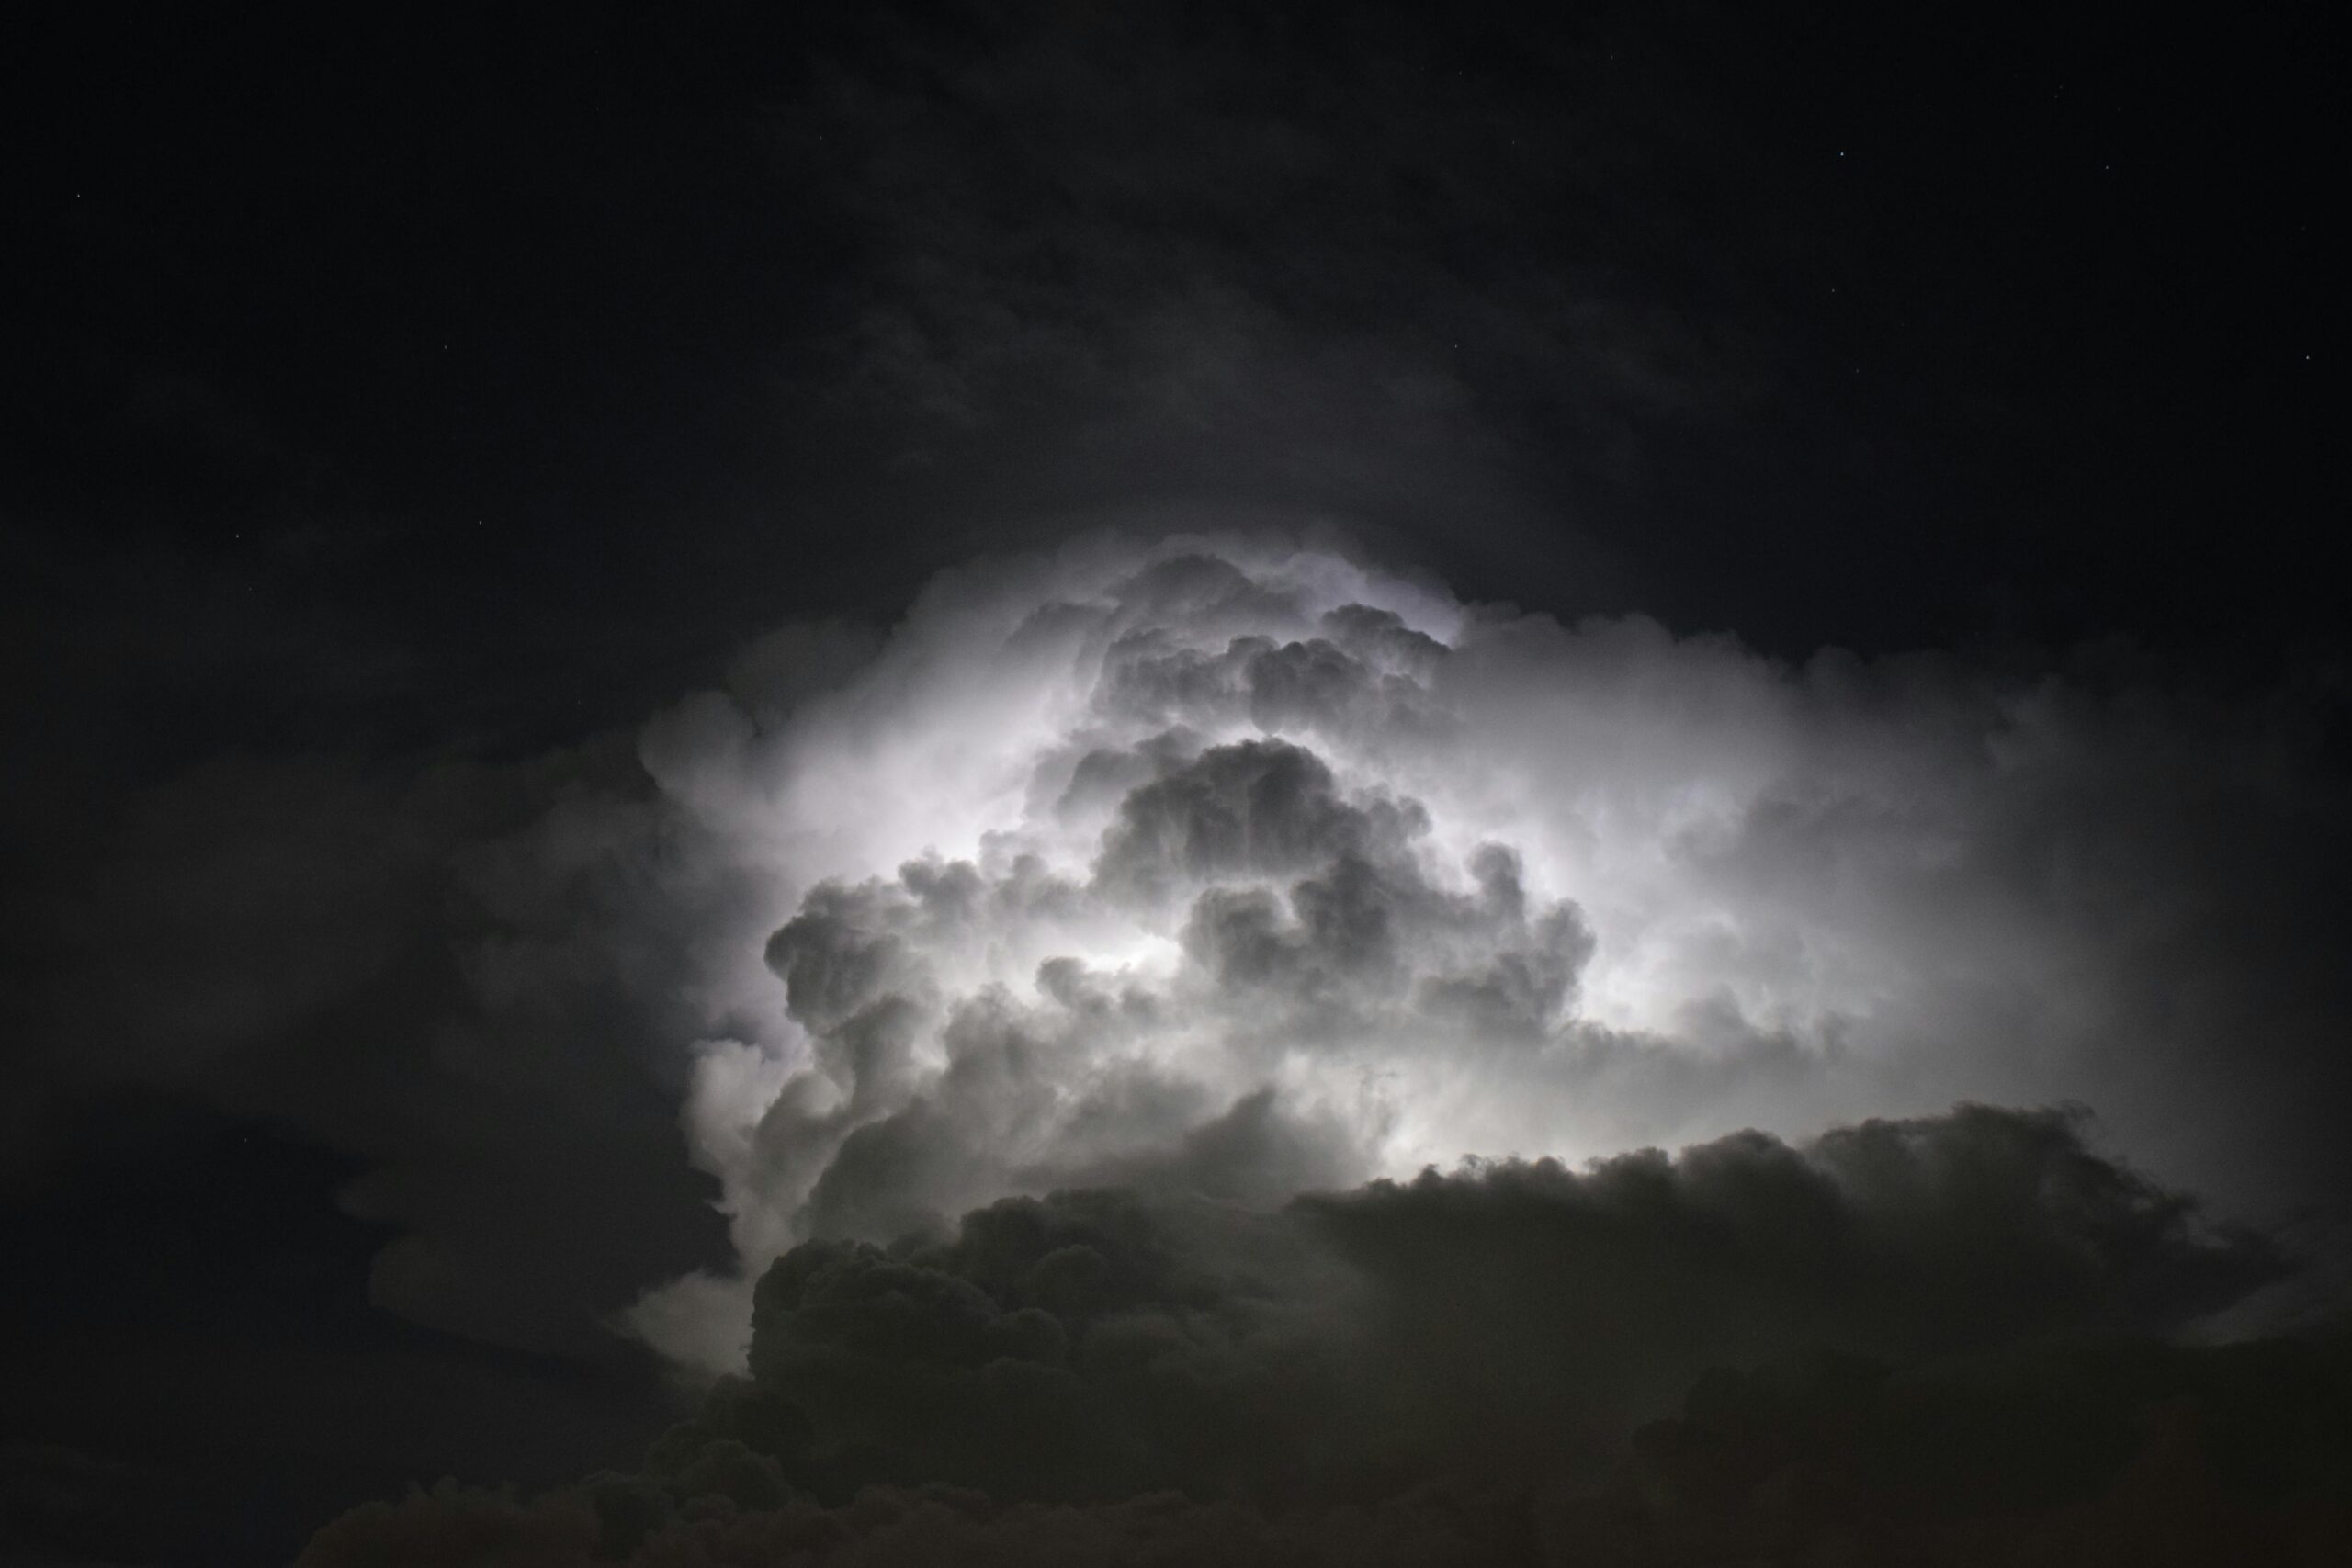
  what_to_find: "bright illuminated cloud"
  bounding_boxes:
[604,534,2349,1372]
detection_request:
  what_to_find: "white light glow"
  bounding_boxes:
[606,533,2310,1372]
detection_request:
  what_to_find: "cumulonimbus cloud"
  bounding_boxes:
[607,533,2351,1372]
[44,529,2339,1370]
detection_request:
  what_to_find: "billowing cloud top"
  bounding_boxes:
[612,536,2349,1372]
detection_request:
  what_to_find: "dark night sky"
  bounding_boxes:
[3,5,2346,1564]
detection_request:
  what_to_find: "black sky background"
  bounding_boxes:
[2,4,2344,1563]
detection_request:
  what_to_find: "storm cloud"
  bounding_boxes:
[590,536,2352,1371]
[296,1104,2346,1566]
[26,535,2347,1380]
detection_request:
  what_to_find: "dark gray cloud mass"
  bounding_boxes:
[294,1105,2350,1565]
[734,1106,2278,1501]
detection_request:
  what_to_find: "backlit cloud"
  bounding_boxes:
[601,534,2350,1371]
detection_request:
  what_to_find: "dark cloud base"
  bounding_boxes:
[294,1333,2352,1568]
[287,1106,2349,1567]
